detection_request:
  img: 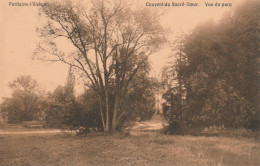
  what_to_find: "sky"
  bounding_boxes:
[0,0,243,102]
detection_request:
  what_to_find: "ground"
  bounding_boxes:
[1,133,260,166]
[0,115,259,166]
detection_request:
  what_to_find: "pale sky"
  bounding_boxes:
[0,0,243,102]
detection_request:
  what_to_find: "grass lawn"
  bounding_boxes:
[0,133,259,166]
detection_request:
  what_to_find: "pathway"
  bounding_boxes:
[0,114,167,135]
[0,129,63,135]
[130,114,167,135]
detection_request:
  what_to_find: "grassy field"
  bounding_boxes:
[0,133,259,166]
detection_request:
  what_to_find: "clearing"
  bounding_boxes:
[0,133,259,166]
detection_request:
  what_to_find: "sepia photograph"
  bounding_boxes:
[0,0,259,165]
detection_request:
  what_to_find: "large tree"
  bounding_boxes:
[35,0,165,132]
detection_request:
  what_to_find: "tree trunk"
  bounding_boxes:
[104,89,109,132]
[98,95,106,131]
[111,94,119,132]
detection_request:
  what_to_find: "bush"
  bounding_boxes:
[75,127,102,136]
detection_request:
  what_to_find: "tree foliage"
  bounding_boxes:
[163,0,260,133]
[44,67,80,128]
[0,76,44,123]
[45,68,157,131]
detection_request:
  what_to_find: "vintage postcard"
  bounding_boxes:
[0,0,259,165]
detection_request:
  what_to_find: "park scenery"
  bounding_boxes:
[0,0,259,165]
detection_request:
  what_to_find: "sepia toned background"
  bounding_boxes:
[0,0,243,102]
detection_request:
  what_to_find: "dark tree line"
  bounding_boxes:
[163,0,260,133]
[1,66,157,132]
[45,67,157,131]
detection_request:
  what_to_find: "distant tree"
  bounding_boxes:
[116,69,158,130]
[0,76,44,123]
[0,107,7,125]
[45,67,78,128]
[36,0,165,132]
[162,34,188,133]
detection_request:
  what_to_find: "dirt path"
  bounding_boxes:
[0,129,63,135]
[0,115,166,135]
[130,114,167,135]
